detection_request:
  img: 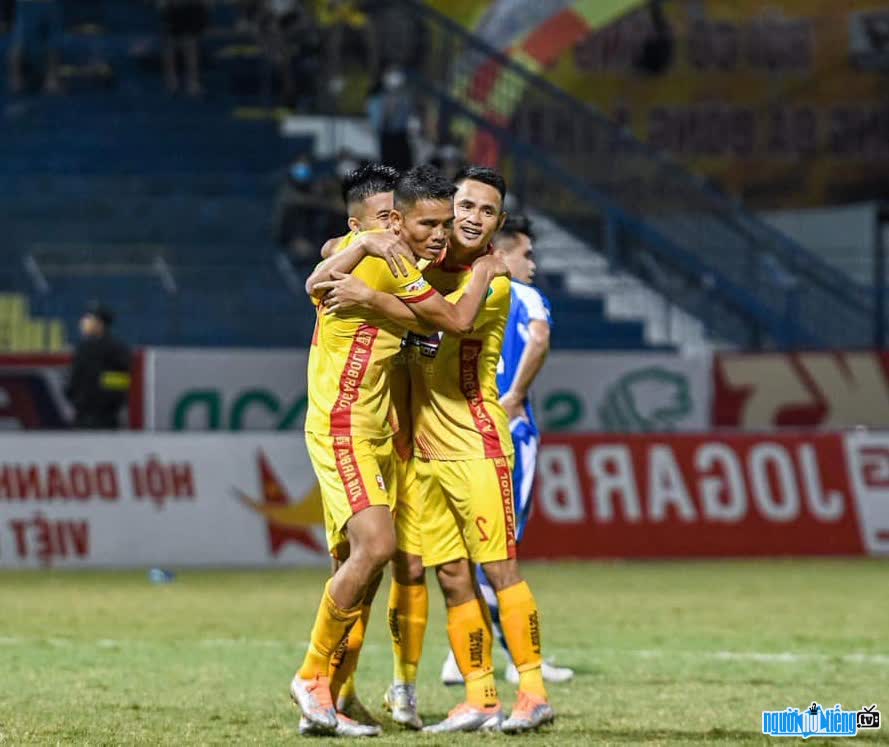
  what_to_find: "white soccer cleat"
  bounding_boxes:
[383,683,423,729]
[422,702,503,733]
[290,674,337,731]
[440,649,464,686]
[501,692,555,734]
[299,712,382,737]
[506,659,575,684]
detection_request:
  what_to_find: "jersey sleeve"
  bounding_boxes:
[383,261,436,304]
[358,256,437,303]
[446,274,511,329]
[513,282,552,325]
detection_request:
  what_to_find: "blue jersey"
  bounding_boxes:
[497,280,552,433]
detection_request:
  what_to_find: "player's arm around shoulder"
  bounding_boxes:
[409,254,509,336]
[304,230,414,298]
[317,256,434,333]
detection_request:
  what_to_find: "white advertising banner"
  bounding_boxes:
[144,348,711,433]
[0,434,327,568]
[2,430,886,566]
[531,352,712,432]
[145,348,309,431]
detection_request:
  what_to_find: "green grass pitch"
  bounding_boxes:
[1,560,887,745]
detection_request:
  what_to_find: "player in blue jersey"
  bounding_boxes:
[440,214,575,687]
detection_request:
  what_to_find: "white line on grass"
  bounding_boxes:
[1,636,886,664]
[588,648,889,665]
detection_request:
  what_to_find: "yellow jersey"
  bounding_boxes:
[389,349,412,461]
[305,232,435,437]
[407,266,513,461]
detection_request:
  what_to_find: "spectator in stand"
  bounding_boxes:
[256,0,314,106]
[370,0,424,72]
[274,153,341,270]
[158,0,209,96]
[427,138,466,182]
[366,65,415,171]
[7,0,63,94]
[65,303,132,430]
[316,0,377,97]
[1,0,15,34]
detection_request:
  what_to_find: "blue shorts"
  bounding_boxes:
[12,0,63,52]
[510,418,539,544]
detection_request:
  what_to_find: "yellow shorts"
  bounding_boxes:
[417,455,517,567]
[305,433,397,559]
[394,456,424,557]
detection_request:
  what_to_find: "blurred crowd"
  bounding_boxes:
[2,1,468,271]
[3,0,420,99]
[274,135,469,272]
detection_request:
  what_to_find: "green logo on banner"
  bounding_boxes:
[597,367,693,432]
[173,389,308,431]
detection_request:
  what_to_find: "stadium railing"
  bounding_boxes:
[396,0,873,350]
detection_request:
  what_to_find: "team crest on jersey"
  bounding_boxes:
[406,331,443,358]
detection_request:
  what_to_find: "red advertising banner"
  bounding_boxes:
[521,432,873,558]
[0,354,72,429]
[713,352,889,429]
[0,352,145,430]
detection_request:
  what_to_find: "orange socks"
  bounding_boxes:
[446,598,498,709]
[299,579,363,680]
[497,581,547,699]
[388,580,429,685]
[329,603,371,703]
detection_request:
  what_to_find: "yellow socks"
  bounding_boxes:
[497,581,547,699]
[299,579,363,680]
[329,603,371,703]
[446,598,498,709]
[388,580,428,684]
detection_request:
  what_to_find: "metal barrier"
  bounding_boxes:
[398,0,872,349]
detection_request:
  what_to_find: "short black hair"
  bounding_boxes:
[394,164,456,211]
[498,214,535,242]
[341,163,400,207]
[454,165,507,202]
[86,301,114,326]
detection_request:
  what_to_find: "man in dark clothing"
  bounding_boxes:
[65,304,131,429]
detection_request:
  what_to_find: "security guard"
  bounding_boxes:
[64,303,131,429]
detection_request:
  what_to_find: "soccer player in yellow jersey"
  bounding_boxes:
[304,163,398,736]
[291,165,508,736]
[316,166,431,731]
[318,166,555,734]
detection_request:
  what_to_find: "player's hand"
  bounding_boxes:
[316,271,374,314]
[472,254,510,279]
[499,390,526,422]
[360,232,415,278]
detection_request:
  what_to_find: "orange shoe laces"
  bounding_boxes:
[449,701,499,718]
[306,675,334,710]
[513,691,545,716]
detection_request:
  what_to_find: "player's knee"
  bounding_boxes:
[358,531,396,572]
[436,560,475,606]
[347,507,396,570]
[480,558,522,591]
